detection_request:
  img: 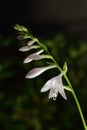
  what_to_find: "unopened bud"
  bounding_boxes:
[63,62,68,73]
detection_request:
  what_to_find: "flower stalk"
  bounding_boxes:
[14,24,87,130]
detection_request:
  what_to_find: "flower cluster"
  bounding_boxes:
[16,24,67,101]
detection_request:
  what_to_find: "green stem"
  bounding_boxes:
[52,57,87,130]
[64,74,87,130]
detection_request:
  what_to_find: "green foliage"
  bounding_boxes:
[0,33,87,130]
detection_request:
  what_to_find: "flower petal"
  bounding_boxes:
[24,54,42,63]
[23,49,44,63]
[41,75,59,93]
[41,78,53,92]
[24,54,52,63]
[54,74,67,100]
[27,40,35,46]
[57,81,67,100]
[26,65,56,79]
[19,45,40,52]
[29,54,52,60]
[41,74,67,100]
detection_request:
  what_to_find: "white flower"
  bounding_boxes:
[26,65,56,79]
[27,40,35,46]
[19,45,40,52]
[41,73,67,100]
[23,49,44,63]
[19,39,38,52]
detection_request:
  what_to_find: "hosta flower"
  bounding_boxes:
[19,39,38,52]
[27,40,36,46]
[24,54,52,64]
[41,73,67,100]
[19,45,40,52]
[26,65,56,79]
[23,49,44,63]
[24,54,52,63]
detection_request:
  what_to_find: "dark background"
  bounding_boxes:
[0,0,87,130]
[1,0,87,38]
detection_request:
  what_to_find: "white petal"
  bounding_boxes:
[26,54,43,60]
[41,80,52,92]
[24,54,52,63]
[23,50,44,63]
[19,45,40,52]
[24,58,32,63]
[19,46,31,52]
[54,75,67,100]
[24,54,41,63]
[29,54,52,60]
[41,75,58,92]
[27,40,35,46]
[26,65,56,79]
[57,82,67,100]
[24,50,44,63]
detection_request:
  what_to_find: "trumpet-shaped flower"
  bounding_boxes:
[26,65,56,79]
[24,49,44,63]
[19,45,40,52]
[41,73,67,100]
[24,54,52,63]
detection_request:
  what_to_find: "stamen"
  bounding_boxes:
[53,94,57,101]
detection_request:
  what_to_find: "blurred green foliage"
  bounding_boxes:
[0,34,87,130]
